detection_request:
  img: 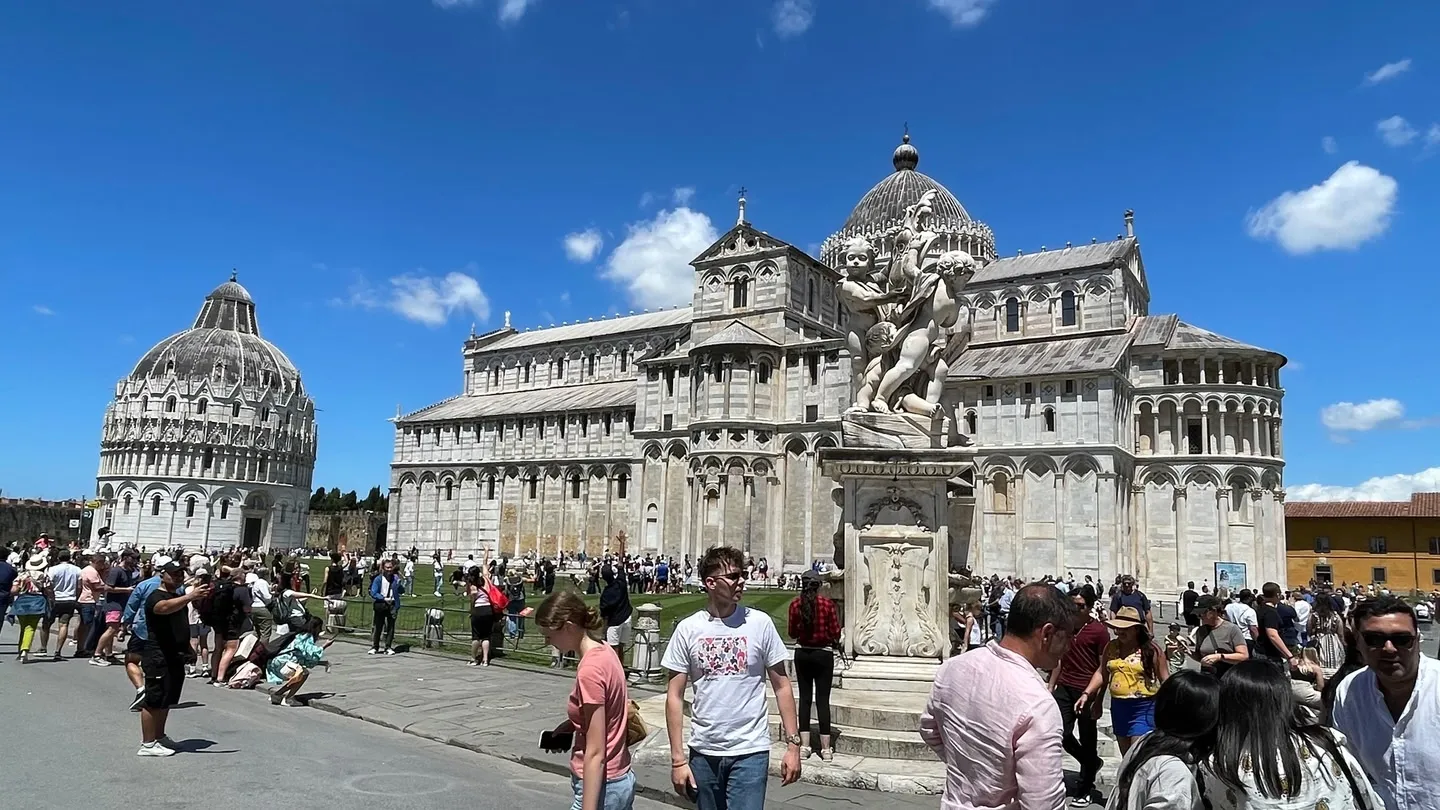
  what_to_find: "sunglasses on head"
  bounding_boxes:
[1361,631,1417,651]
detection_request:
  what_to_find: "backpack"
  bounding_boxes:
[486,581,509,612]
[247,630,298,668]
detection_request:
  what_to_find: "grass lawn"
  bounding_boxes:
[292,559,797,662]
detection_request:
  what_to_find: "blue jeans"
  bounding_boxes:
[690,750,768,810]
[568,771,635,810]
[79,603,104,655]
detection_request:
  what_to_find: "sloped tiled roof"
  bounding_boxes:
[1285,493,1440,519]
[475,309,692,353]
[950,331,1132,379]
[1131,314,1179,347]
[1168,321,1272,353]
[691,320,779,350]
[973,238,1134,285]
[399,381,635,424]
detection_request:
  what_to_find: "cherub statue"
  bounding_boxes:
[871,250,977,416]
[835,236,901,412]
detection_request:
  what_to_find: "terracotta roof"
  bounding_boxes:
[1284,493,1440,519]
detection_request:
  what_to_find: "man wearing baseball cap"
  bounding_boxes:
[137,560,210,757]
[120,554,175,712]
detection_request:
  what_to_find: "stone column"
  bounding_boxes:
[1251,414,1260,456]
[717,473,728,545]
[803,450,815,566]
[201,498,213,553]
[1217,487,1231,564]
[681,473,694,562]
[537,472,548,556]
[166,498,177,547]
[657,454,669,552]
[1172,485,1187,590]
[1200,409,1210,454]
[1099,473,1119,583]
[1015,470,1027,580]
[1054,472,1067,573]
[604,473,614,552]
[1130,484,1146,579]
[742,472,754,556]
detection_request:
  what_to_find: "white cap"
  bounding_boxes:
[152,554,174,569]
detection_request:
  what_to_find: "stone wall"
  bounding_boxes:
[306,510,388,554]
[0,498,88,549]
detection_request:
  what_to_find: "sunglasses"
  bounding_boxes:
[1361,631,1417,651]
[711,571,746,583]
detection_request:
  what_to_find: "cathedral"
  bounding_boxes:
[388,136,1288,593]
[91,276,318,551]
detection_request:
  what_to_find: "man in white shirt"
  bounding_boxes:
[43,550,84,659]
[432,556,445,597]
[402,557,416,596]
[1333,595,1440,810]
[246,570,275,640]
[1289,590,1312,645]
[1224,589,1259,639]
[663,546,800,810]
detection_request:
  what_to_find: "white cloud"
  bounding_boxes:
[1426,124,1440,149]
[672,186,696,206]
[1364,58,1412,86]
[638,191,658,209]
[1376,115,1418,147]
[1289,467,1440,502]
[601,207,719,309]
[431,0,477,8]
[32,304,54,316]
[563,229,604,263]
[497,0,535,23]
[340,266,490,327]
[925,0,997,27]
[1321,136,1338,155]
[772,0,814,38]
[1320,398,1405,432]
[1245,161,1397,254]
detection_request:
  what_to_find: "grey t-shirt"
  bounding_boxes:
[1195,621,1247,676]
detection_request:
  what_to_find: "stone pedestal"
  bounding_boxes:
[629,602,663,684]
[819,446,975,683]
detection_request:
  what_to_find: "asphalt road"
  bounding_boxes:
[0,651,673,810]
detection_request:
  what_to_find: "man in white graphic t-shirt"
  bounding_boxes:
[663,545,801,810]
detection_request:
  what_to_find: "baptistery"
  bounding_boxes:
[92,274,317,552]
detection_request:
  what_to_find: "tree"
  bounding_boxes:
[340,490,359,510]
[362,486,385,511]
[310,487,326,510]
[321,487,343,512]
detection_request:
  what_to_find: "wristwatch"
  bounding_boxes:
[785,733,803,747]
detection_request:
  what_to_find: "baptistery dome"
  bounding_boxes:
[819,134,996,268]
[92,273,317,553]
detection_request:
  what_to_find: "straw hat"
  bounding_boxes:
[25,552,49,572]
[1105,606,1144,630]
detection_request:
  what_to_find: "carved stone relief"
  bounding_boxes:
[852,540,944,658]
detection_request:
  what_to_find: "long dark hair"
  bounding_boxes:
[1320,626,1365,717]
[1113,671,1219,810]
[795,577,820,636]
[1117,625,1161,685]
[1210,660,1369,804]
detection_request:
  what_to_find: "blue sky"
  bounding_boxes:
[2,0,1437,502]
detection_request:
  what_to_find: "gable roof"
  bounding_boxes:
[399,380,636,424]
[691,320,780,350]
[973,238,1134,285]
[473,309,692,353]
[950,331,1133,379]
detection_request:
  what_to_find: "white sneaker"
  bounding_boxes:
[91,657,112,667]
[136,742,175,757]
[157,736,179,750]
[384,648,395,656]
[367,648,378,655]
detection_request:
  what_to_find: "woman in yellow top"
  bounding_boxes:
[1074,605,1168,755]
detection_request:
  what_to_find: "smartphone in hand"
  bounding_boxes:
[540,730,574,753]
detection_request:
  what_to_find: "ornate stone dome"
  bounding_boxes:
[130,273,303,392]
[820,134,996,268]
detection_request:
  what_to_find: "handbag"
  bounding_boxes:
[624,699,648,747]
[486,582,510,612]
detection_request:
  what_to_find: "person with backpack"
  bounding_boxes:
[368,557,405,656]
[269,583,324,633]
[205,567,252,685]
[265,615,332,706]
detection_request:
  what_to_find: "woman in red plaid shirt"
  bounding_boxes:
[787,571,842,761]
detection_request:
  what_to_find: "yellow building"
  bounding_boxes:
[1285,493,1440,592]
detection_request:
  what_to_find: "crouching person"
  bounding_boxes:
[266,615,332,707]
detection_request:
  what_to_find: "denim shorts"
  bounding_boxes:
[568,770,634,810]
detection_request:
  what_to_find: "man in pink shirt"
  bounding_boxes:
[921,584,1076,810]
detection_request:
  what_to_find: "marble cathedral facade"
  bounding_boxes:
[388,137,1288,592]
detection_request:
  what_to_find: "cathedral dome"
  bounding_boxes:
[129,274,302,392]
[819,133,996,268]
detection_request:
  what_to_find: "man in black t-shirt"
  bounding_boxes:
[1109,576,1153,634]
[138,561,210,757]
[1253,581,1298,664]
[1181,582,1200,627]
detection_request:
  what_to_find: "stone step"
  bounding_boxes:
[837,675,936,693]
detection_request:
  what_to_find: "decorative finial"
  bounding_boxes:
[892,128,919,172]
[470,322,476,337]
[230,269,238,282]
[737,186,748,225]
[1124,209,1135,238]
[504,310,511,329]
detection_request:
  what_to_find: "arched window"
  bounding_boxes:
[1043,407,1056,432]
[1230,480,1249,521]
[570,474,582,499]
[588,354,597,377]
[523,362,532,383]
[491,366,501,386]
[165,359,175,375]
[619,348,628,372]
[733,277,750,309]
[616,473,629,499]
[580,415,589,436]
[151,495,162,516]
[603,413,613,436]
[807,278,816,313]
[220,499,230,520]
[1060,290,1078,327]
[185,496,196,518]
[757,362,771,384]
[485,475,496,500]
[445,481,454,501]
[123,494,132,515]
[196,399,207,415]
[965,410,978,434]
[141,397,149,412]
[991,472,1012,512]
[527,474,539,499]
[1005,298,1021,333]
[232,402,241,417]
